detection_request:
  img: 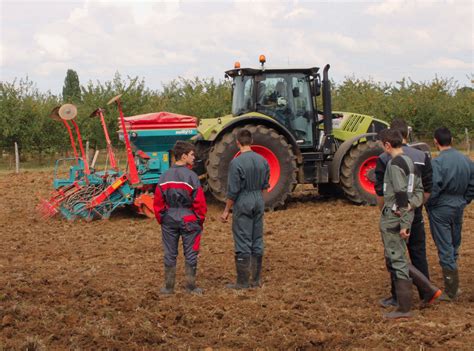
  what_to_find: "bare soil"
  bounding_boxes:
[1,171,473,350]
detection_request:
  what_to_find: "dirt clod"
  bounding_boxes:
[0,171,473,349]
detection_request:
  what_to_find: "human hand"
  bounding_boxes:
[220,210,229,223]
[394,204,412,217]
[400,228,410,239]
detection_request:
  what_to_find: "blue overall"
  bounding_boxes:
[426,148,473,271]
[227,151,269,257]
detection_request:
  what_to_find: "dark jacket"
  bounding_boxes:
[226,151,270,203]
[153,165,207,225]
[426,148,474,208]
[375,145,433,197]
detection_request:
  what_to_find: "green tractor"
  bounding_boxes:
[193,56,388,209]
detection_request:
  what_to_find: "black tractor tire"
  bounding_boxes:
[340,140,384,205]
[206,124,297,210]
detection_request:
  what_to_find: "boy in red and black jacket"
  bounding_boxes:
[153,141,207,294]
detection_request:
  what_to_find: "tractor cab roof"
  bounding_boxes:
[225,67,320,78]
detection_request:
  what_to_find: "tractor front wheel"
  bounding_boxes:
[340,140,383,205]
[206,124,297,210]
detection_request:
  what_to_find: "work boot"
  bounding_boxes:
[160,266,176,295]
[250,255,263,288]
[384,279,413,319]
[439,268,459,301]
[226,255,250,290]
[185,262,203,295]
[408,264,442,304]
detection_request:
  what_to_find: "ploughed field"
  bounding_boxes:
[1,171,473,350]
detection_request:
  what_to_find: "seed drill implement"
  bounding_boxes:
[38,95,198,220]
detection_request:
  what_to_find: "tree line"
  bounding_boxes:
[0,70,472,154]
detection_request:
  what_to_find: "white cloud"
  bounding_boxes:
[419,57,472,70]
[35,34,72,61]
[365,0,404,15]
[0,0,472,92]
[285,7,314,20]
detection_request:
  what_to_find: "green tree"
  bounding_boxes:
[62,69,81,103]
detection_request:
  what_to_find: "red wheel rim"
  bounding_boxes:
[358,156,378,195]
[235,145,280,192]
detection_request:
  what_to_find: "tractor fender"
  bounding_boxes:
[330,132,379,183]
[211,115,302,163]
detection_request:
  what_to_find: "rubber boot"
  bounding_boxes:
[380,277,398,308]
[185,262,203,295]
[379,296,398,308]
[250,255,263,288]
[408,264,442,304]
[160,266,176,295]
[384,279,413,319]
[439,267,459,301]
[226,255,250,289]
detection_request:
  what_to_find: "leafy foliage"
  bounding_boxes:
[0,73,471,154]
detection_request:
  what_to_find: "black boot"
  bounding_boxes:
[226,255,250,289]
[384,279,413,319]
[185,262,203,295]
[440,267,459,301]
[408,264,441,304]
[160,266,176,295]
[250,255,263,288]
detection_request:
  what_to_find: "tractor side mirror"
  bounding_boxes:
[292,87,300,97]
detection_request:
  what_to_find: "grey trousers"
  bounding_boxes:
[232,194,264,256]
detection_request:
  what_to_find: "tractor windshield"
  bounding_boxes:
[231,72,314,146]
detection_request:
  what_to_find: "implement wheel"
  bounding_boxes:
[207,124,297,210]
[340,140,383,205]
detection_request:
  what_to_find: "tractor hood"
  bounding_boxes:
[331,111,388,141]
[197,113,274,141]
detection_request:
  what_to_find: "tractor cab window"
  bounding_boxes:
[232,76,254,116]
[231,72,314,147]
[256,73,314,146]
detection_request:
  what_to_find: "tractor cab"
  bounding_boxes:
[226,65,321,149]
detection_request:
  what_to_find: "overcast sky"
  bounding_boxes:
[0,0,472,95]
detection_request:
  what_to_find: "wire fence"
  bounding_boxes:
[0,146,130,173]
[0,129,471,172]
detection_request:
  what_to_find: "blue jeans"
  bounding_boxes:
[428,205,464,271]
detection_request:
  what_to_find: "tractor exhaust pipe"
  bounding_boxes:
[322,64,332,136]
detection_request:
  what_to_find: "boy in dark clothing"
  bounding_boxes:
[153,141,207,295]
[375,119,440,307]
[378,129,424,319]
[220,129,270,289]
[427,127,474,301]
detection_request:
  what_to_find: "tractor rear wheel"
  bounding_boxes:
[340,140,383,205]
[206,124,297,210]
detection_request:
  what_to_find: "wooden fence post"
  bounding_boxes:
[465,128,471,155]
[14,142,19,174]
[86,141,90,165]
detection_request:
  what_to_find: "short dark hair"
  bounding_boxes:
[173,140,195,160]
[434,127,452,146]
[390,118,409,139]
[381,129,403,148]
[237,129,252,146]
